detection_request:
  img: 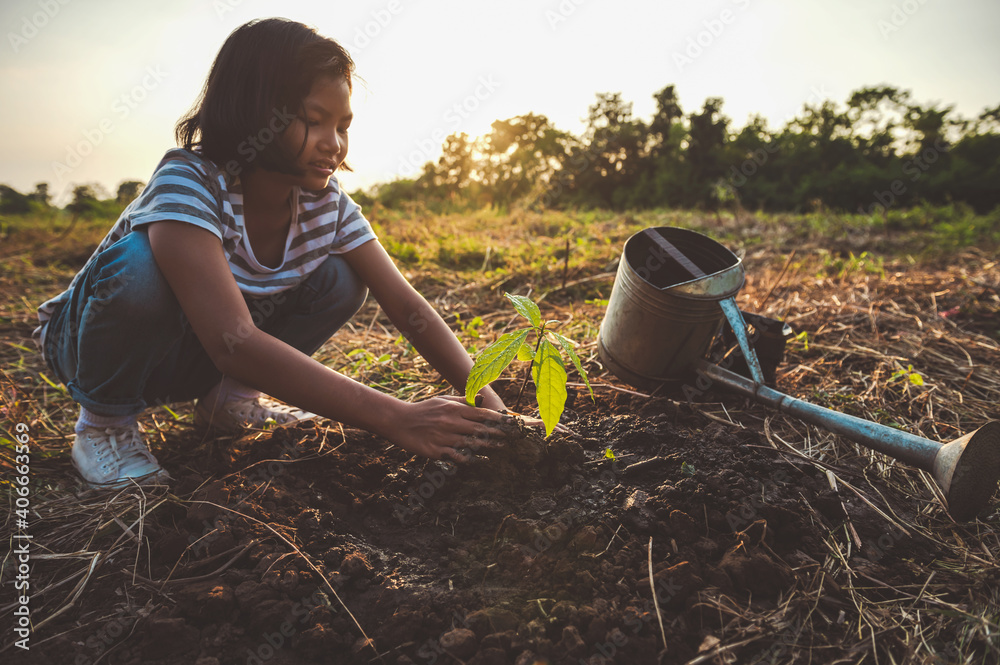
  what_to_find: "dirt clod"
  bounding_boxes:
[440,627,478,659]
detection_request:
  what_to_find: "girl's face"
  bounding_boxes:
[282,75,353,191]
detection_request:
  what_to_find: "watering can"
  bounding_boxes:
[598,227,1000,521]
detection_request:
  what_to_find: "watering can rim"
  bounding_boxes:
[622,226,745,298]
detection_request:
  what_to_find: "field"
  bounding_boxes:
[2,204,1000,664]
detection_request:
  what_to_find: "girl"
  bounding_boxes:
[34,17,510,488]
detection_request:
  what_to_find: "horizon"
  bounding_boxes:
[1,0,998,206]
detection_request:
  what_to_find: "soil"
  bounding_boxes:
[11,386,994,665]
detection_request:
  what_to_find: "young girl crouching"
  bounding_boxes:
[34,17,509,488]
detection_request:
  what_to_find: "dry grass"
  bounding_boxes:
[701,247,1000,664]
[2,205,999,661]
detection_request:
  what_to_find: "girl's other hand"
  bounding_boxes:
[505,413,578,437]
[471,389,507,413]
[438,393,577,437]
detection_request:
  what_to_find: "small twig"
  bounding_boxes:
[361,304,381,346]
[32,553,101,633]
[826,470,863,550]
[561,237,570,291]
[566,380,652,398]
[135,540,257,586]
[835,476,913,539]
[514,328,545,411]
[684,636,766,665]
[648,537,667,649]
[536,271,616,303]
[583,524,623,558]
[758,249,797,311]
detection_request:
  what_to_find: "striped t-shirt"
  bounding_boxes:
[33,147,377,354]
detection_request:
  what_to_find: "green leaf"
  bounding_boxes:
[465,329,531,405]
[909,372,924,386]
[681,461,696,477]
[505,293,542,328]
[516,341,533,362]
[604,447,616,460]
[532,338,567,437]
[551,332,594,402]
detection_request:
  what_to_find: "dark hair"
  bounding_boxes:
[175,18,355,179]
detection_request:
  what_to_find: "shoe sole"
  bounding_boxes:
[81,469,172,491]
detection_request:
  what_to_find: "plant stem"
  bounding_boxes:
[513,326,545,411]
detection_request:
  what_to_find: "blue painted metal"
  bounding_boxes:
[717,298,766,385]
[696,359,1000,521]
[696,360,938,469]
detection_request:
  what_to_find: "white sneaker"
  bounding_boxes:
[71,423,171,488]
[194,396,316,435]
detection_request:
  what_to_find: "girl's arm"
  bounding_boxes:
[342,240,507,411]
[146,221,502,461]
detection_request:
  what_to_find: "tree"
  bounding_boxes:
[685,98,730,207]
[724,114,781,209]
[570,93,646,208]
[67,184,105,217]
[625,85,688,209]
[116,180,145,205]
[418,132,480,208]
[480,113,572,207]
[845,86,909,160]
[972,104,1000,135]
[360,82,1000,215]
[0,185,31,214]
[649,85,683,147]
[28,182,51,206]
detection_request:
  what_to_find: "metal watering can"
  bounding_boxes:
[598,227,1000,521]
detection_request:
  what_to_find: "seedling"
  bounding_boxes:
[465,293,593,436]
[889,363,924,387]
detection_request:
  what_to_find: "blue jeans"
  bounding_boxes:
[43,228,368,417]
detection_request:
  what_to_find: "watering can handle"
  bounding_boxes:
[643,229,767,385]
[718,298,767,385]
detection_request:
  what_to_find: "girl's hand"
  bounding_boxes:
[389,397,505,462]
[441,393,577,437]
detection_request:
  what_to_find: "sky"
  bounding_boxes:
[1,0,998,205]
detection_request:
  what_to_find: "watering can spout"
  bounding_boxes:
[932,422,1000,521]
[695,360,1000,521]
